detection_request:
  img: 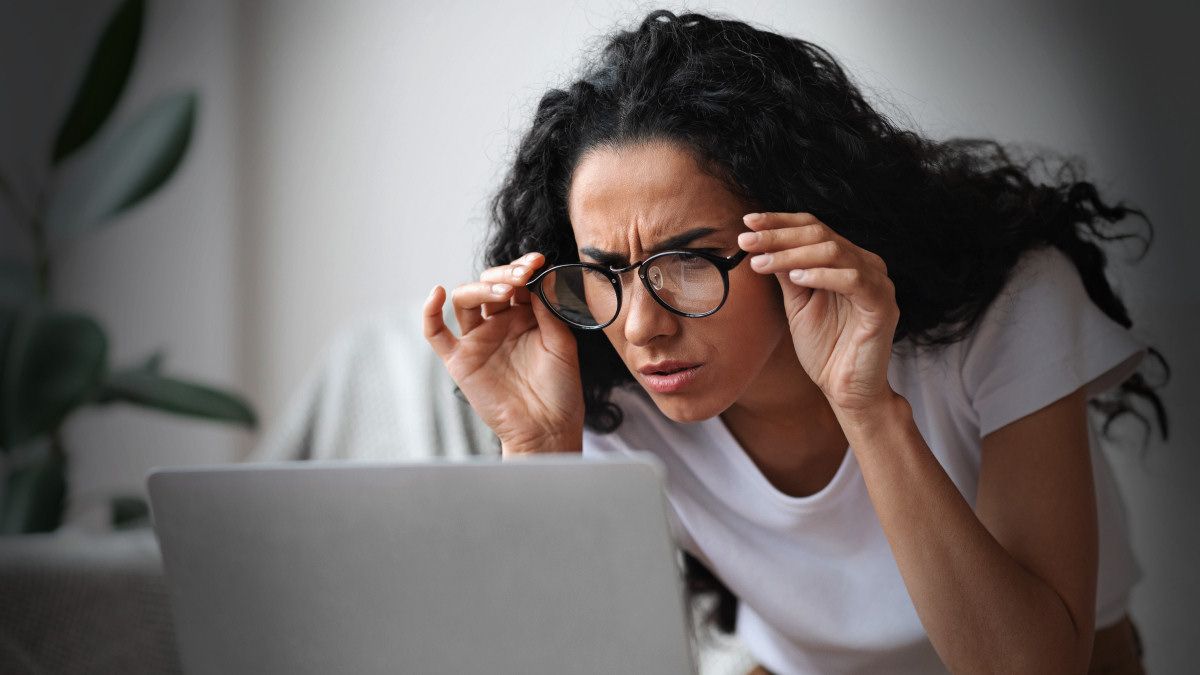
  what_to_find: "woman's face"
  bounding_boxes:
[566,140,794,422]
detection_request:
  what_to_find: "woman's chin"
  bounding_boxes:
[645,390,725,423]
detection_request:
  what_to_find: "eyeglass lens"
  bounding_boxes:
[539,253,726,327]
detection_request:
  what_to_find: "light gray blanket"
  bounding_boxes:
[246,302,499,464]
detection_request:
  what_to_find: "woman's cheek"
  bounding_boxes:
[734,271,784,323]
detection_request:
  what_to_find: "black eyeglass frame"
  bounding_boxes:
[524,248,750,330]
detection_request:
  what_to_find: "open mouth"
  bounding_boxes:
[640,364,703,394]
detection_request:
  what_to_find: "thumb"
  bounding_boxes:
[775,270,814,313]
[529,293,578,355]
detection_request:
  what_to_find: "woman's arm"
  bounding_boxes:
[837,388,1097,674]
[739,211,1098,672]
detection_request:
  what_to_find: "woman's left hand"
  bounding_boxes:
[737,212,901,417]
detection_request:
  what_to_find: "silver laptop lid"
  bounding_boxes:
[147,454,697,675]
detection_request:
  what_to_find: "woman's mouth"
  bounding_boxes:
[640,364,703,394]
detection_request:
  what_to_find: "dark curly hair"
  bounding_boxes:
[481,9,1171,637]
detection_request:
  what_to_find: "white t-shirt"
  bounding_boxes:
[582,245,1148,675]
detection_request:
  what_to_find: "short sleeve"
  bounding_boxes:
[960,246,1149,438]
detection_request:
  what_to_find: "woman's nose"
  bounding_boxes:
[621,276,677,346]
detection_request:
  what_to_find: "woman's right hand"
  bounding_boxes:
[423,252,585,458]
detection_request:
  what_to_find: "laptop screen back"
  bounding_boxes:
[147,454,697,675]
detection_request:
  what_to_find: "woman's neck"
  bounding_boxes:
[720,332,849,495]
[723,331,829,427]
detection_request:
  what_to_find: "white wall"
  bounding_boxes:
[233,0,616,437]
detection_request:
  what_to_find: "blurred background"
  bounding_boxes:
[1,0,1196,672]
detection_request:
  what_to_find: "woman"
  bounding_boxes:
[423,10,1166,674]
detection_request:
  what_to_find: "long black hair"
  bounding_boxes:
[482,9,1170,636]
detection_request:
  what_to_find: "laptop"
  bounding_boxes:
[146,453,699,674]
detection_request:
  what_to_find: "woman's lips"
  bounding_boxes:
[641,364,703,394]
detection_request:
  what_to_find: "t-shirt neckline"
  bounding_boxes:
[706,412,859,512]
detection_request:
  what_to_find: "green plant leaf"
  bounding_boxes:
[44,91,198,238]
[0,439,67,534]
[138,350,165,373]
[98,369,256,428]
[111,494,150,529]
[0,307,108,449]
[52,0,145,164]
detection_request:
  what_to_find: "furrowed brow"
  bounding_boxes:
[579,226,720,266]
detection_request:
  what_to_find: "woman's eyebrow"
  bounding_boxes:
[579,226,720,265]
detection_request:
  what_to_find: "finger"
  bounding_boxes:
[741,211,821,233]
[782,266,894,311]
[478,252,545,283]
[452,281,515,332]
[422,285,458,358]
[509,252,545,306]
[480,252,546,315]
[506,251,544,303]
[528,289,576,354]
[772,270,815,311]
[479,267,517,317]
[481,301,514,319]
[510,285,531,306]
[736,222,826,253]
[740,213,887,274]
[747,240,849,275]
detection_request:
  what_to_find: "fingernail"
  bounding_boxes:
[737,232,759,248]
[789,269,807,283]
[492,283,512,295]
[751,253,772,269]
[511,266,526,278]
[743,213,764,223]
[427,285,438,299]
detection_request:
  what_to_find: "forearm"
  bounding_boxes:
[835,395,1085,674]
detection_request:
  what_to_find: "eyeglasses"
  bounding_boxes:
[525,249,750,329]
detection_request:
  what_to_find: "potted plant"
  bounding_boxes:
[0,0,256,534]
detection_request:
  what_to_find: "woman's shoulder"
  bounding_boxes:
[960,243,1142,363]
[977,245,1084,321]
[958,244,1147,436]
[892,245,1093,364]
